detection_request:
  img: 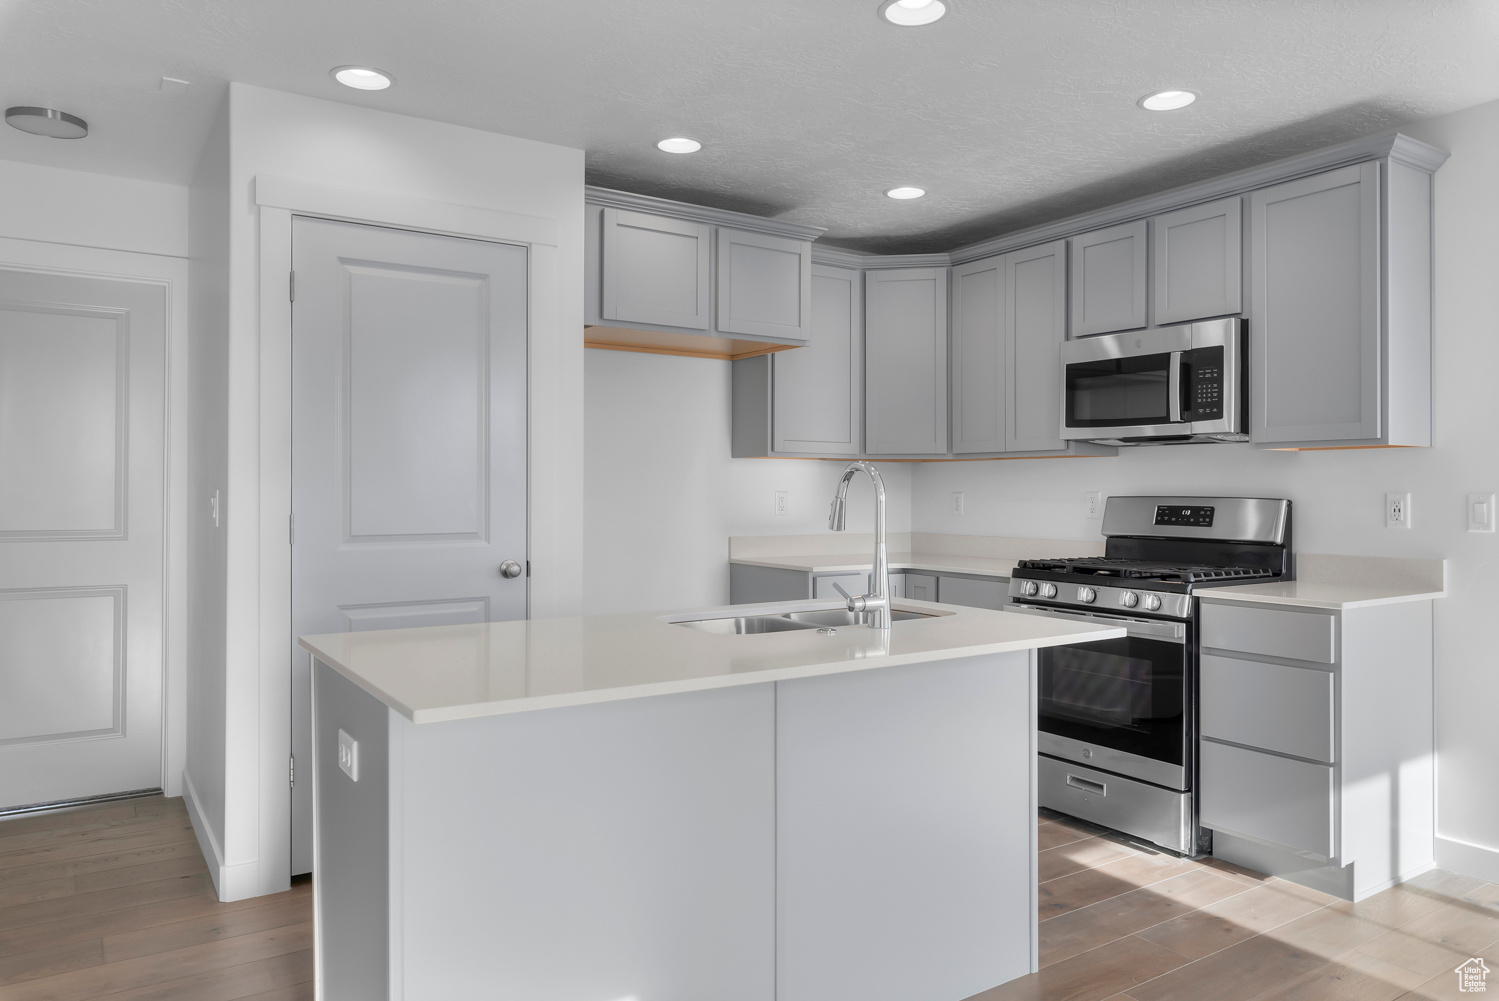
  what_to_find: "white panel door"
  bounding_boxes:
[291,217,528,873]
[0,270,166,809]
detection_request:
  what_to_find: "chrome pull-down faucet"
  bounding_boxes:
[827,460,891,630]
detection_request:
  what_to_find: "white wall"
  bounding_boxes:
[583,348,912,615]
[912,99,1499,878]
[185,83,584,900]
[0,158,187,257]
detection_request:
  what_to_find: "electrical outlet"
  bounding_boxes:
[952,491,965,516]
[773,490,788,517]
[1386,492,1412,529]
[337,729,359,781]
[1469,493,1496,533]
[1085,491,1103,519]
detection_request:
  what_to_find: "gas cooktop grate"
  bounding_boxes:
[1015,557,1277,584]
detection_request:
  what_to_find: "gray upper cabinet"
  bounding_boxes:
[865,268,949,455]
[1069,220,1147,336]
[601,208,711,330]
[772,265,862,455]
[1006,240,1069,452]
[1250,162,1385,445]
[717,228,813,342]
[950,255,1005,453]
[1152,196,1243,325]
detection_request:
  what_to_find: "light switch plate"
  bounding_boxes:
[1469,493,1496,533]
[337,729,359,781]
[952,491,964,516]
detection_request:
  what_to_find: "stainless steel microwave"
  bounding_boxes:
[1059,318,1247,445]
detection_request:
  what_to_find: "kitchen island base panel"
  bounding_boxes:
[312,650,1037,1001]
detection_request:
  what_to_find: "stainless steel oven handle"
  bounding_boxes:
[1168,350,1184,423]
[1005,603,1186,643]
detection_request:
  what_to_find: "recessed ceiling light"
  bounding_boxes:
[885,186,926,200]
[879,0,947,26]
[1138,89,1197,111]
[5,107,87,139]
[657,137,702,154]
[331,66,394,91]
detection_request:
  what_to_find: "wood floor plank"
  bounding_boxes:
[1134,881,1331,961]
[0,921,312,1001]
[69,960,276,1001]
[1352,898,1499,982]
[0,841,204,892]
[240,985,313,1001]
[0,939,104,988]
[1040,822,1097,852]
[102,889,312,963]
[125,800,185,820]
[0,806,137,841]
[1245,950,1429,1001]
[1040,869,1249,967]
[0,879,73,911]
[74,855,209,894]
[257,947,313,988]
[1262,903,1402,962]
[1040,836,1140,883]
[0,875,211,935]
[0,814,193,859]
[1123,929,1336,1001]
[1393,934,1499,1000]
[0,826,196,874]
[1039,852,1205,920]
[964,936,1191,1001]
[0,889,286,959]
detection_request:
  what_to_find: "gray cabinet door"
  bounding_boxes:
[1200,740,1335,861]
[937,575,1006,609]
[950,255,1005,453]
[1069,220,1147,336]
[1250,162,1381,444]
[865,268,949,455]
[1006,240,1068,452]
[601,208,712,330]
[774,265,861,455]
[813,573,870,599]
[717,228,812,342]
[904,574,937,602]
[1153,196,1243,325]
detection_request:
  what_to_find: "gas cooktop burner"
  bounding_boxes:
[1015,557,1277,584]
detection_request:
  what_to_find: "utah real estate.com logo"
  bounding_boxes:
[1458,957,1490,993]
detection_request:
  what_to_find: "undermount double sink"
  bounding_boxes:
[674,607,938,635]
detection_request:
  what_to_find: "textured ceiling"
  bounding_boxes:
[2,0,1498,252]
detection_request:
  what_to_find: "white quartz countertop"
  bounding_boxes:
[298,599,1123,724]
[1202,553,1447,610]
[730,552,1023,577]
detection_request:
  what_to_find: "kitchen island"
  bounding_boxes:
[300,598,1123,1001]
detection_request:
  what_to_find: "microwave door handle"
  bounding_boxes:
[1168,350,1184,423]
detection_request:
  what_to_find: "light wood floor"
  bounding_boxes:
[0,794,310,1000]
[970,810,1499,1001]
[3,797,1495,1000]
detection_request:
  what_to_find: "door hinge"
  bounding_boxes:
[289,513,294,545]
[526,560,531,577]
[289,755,295,787]
[289,270,295,302]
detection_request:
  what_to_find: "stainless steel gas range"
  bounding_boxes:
[1005,496,1293,856]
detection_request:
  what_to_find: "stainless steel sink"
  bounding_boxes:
[673,608,939,634]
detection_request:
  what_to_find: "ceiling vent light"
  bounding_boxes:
[1138,89,1197,111]
[885,186,926,200]
[332,66,394,91]
[5,107,87,139]
[879,0,947,26]
[657,137,702,154]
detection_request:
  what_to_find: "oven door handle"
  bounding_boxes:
[1005,603,1186,643]
[1168,350,1185,423]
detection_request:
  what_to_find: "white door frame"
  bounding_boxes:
[0,236,190,807]
[248,176,562,898]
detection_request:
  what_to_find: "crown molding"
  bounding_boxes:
[585,185,826,242]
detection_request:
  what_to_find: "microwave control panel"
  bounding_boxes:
[1182,346,1225,420]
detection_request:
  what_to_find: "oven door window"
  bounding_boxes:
[1065,353,1173,428]
[1038,634,1185,764]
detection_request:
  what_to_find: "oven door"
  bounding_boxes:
[1006,603,1190,791]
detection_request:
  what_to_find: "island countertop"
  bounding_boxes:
[299,598,1123,724]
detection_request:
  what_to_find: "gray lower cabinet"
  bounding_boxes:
[1249,157,1433,447]
[865,268,949,455]
[1152,196,1243,325]
[728,565,998,608]
[1069,220,1147,337]
[1197,598,1434,901]
[935,574,1006,610]
[902,573,936,602]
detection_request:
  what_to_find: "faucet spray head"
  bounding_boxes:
[828,494,847,531]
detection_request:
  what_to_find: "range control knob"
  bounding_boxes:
[1142,593,1163,612]
[1021,581,1040,597]
[1119,591,1139,608]
[1040,582,1058,599]
[1077,586,1097,604]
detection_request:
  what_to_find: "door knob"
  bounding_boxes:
[499,560,523,579]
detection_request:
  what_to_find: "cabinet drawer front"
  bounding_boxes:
[1200,740,1334,860]
[1200,655,1333,763]
[1200,603,1335,664]
[937,575,1005,610]
[813,573,869,600]
[904,574,937,603]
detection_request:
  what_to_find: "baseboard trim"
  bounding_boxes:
[182,769,227,899]
[1436,835,1499,884]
